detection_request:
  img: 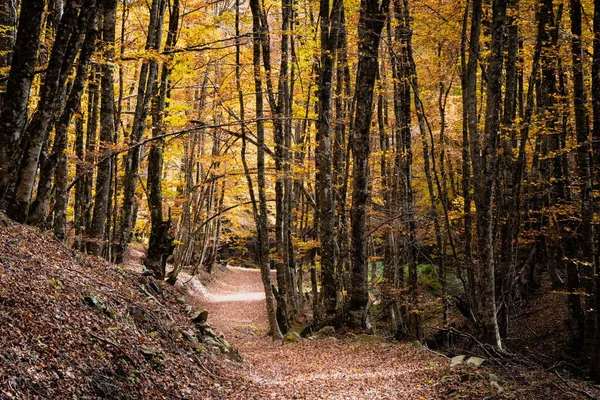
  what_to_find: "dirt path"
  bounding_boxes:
[189,266,460,400]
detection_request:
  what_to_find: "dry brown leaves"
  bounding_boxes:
[0,218,250,399]
[1,216,597,400]
[190,265,600,400]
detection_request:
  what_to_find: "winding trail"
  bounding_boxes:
[188,266,456,400]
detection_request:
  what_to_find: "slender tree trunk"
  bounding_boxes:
[145,0,179,278]
[390,0,419,339]
[73,100,86,250]
[459,0,479,321]
[348,0,389,329]
[473,0,506,349]
[315,0,344,318]
[570,0,595,355]
[84,66,100,238]
[114,0,166,263]
[592,0,600,381]
[249,0,283,339]
[8,0,97,223]
[87,0,117,256]
[29,10,99,228]
[0,0,44,201]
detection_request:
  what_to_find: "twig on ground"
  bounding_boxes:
[553,370,596,399]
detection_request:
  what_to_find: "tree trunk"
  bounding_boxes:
[0,0,44,200]
[348,0,389,329]
[87,0,117,257]
[249,0,283,339]
[473,0,506,349]
[593,0,600,382]
[114,0,166,263]
[460,0,479,322]
[7,0,97,223]
[145,0,179,278]
[316,0,343,320]
[570,0,595,356]
[29,11,98,227]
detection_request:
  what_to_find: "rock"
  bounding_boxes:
[195,322,212,331]
[184,305,193,314]
[84,295,102,308]
[489,373,504,393]
[356,334,384,343]
[315,326,335,337]
[465,356,485,367]
[282,331,301,344]
[205,327,218,337]
[191,309,209,324]
[220,338,231,349]
[288,323,305,335]
[450,355,466,367]
[204,337,221,350]
[490,381,504,394]
[202,336,233,355]
[176,296,186,304]
[182,329,196,341]
[140,347,162,359]
[411,340,422,349]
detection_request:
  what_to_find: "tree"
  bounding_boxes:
[348,0,389,328]
[0,0,44,200]
[569,0,595,354]
[315,0,344,321]
[88,0,118,257]
[114,0,166,264]
[249,0,283,339]
[145,0,180,278]
[7,0,98,223]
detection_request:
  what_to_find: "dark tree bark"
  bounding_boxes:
[73,94,86,250]
[348,0,389,328]
[594,0,600,181]
[472,0,506,349]
[88,0,117,257]
[84,65,100,236]
[460,0,480,322]
[593,0,600,380]
[390,0,419,339]
[145,0,180,278]
[249,0,283,339]
[0,0,44,201]
[7,0,97,223]
[570,0,595,355]
[114,0,166,264]
[29,10,99,227]
[316,0,344,320]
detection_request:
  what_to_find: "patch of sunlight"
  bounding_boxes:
[206,292,265,302]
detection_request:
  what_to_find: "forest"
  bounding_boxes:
[1,0,600,398]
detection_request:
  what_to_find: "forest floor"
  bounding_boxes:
[1,214,598,399]
[184,265,600,399]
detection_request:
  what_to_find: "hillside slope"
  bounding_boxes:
[0,215,249,399]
